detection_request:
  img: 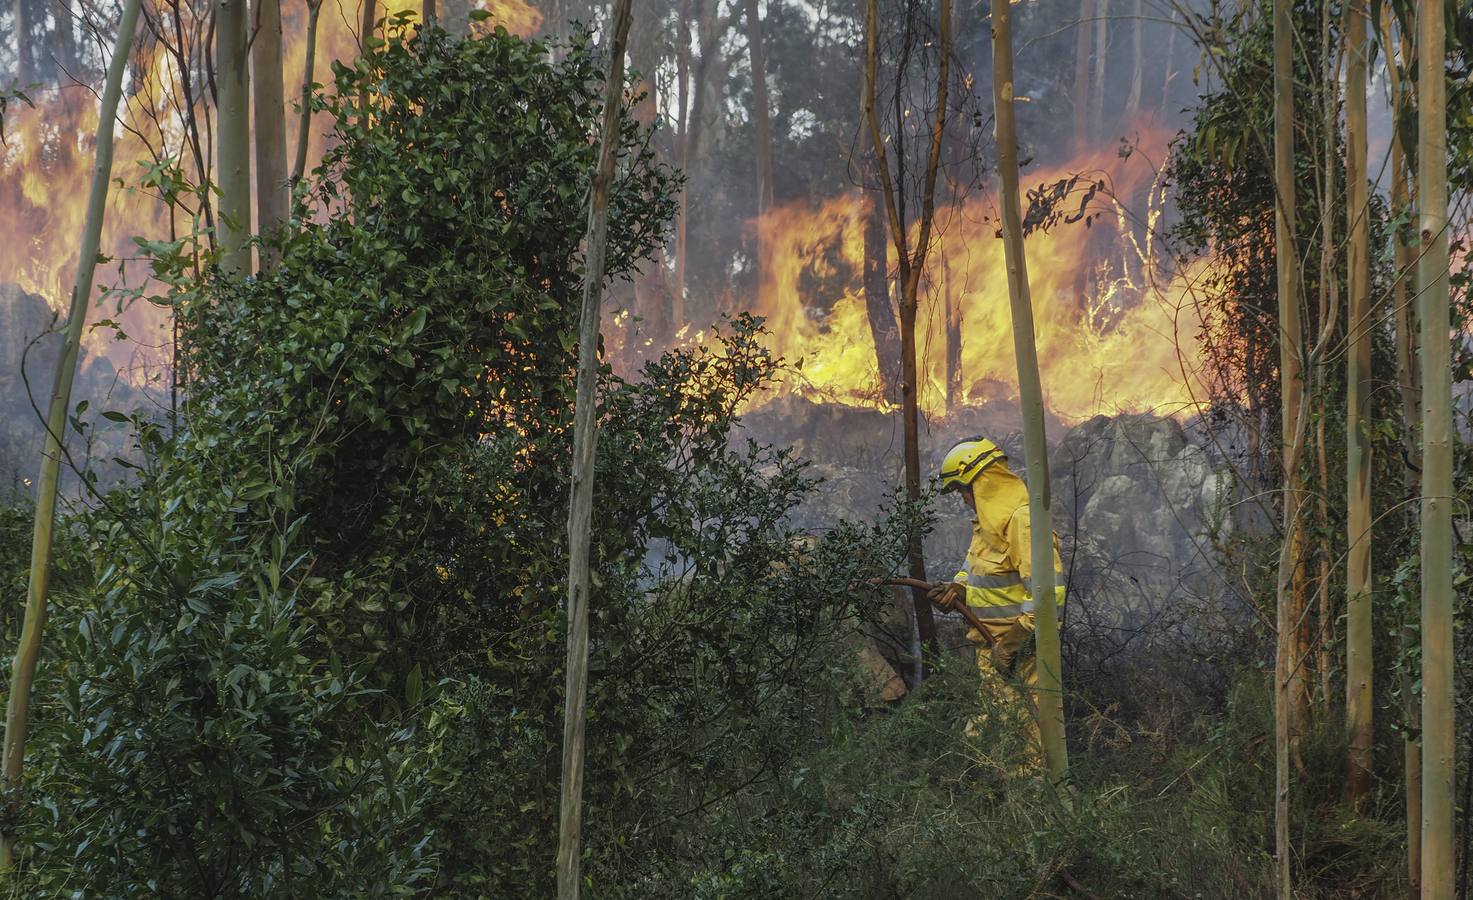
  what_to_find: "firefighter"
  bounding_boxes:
[926,437,1065,760]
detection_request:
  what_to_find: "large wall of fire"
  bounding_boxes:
[2,0,1206,421]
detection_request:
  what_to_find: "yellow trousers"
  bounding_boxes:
[964,613,1041,770]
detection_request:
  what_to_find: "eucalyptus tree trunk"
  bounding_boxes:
[744,0,776,268]
[1384,8,1421,887]
[1343,0,1373,806]
[0,0,144,868]
[290,0,324,190]
[424,0,436,25]
[1126,0,1143,115]
[1272,0,1301,891]
[54,0,80,79]
[1089,0,1107,135]
[864,0,950,669]
[1160,7,1177,110]
[1314,12,1339,717]
[13,0,33,85]
[1072,0,1093,147]
[992,0,1068,782]
[252,0,288,268]
[216,0,252,273]
[556,0,632,895]
[1416,0,1453,891]
[673,0,691,328]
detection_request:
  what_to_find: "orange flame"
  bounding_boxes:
[2,0,540,378]
[614,126,1206,422]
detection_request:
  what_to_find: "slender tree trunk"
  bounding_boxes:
[1385,9,1422,885]
[1126,0,1143,115]
[943,234,960,411]
[14,0,34,85]
[1089,0,1108,136]
[1416,0,1453,891]
[52,0,79,79]
[864,0,949,666]
[745,0,776,282]
[0,0,143,869]
[361,0,377,51]
[673,0,692,330]
[1073,0,1094,148]
[556,1,632,895]
[1313,21,1339,722]
[216,0,252,273]
[1272,0,1300,891]
[252,0,288,268]
[423,0,436,25]
[1343,0,1373,806]
[992,0,1068,783]
[1315,403,1330,707]
[1161,7,1177,111]
[290,0,323,190]
[862,178,901,399]
[628,17,672,341]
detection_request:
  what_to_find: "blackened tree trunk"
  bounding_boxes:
[862,172,900,399]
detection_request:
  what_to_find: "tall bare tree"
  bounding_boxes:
[1089,0,1108,135]
[0,0,144,868]
[291,0,325,190]
[744,0,775,215]
[1416,0,1453,891]
[1072,0,1093,147]
[1342,0,1373,805]
[13,0,34,85]
[673,0,692,328]
[216,0,252,272]
[252,0,289,268]
[863,0,951,666]
[990,0,1068,781]
[556,0,633,895]
[1272,0,1301,891]
[1126,0,1143,114]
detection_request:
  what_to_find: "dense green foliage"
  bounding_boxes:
[1,25,902,895]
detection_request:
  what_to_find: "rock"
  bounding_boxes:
[739,397,1232,641]
[1049,413,1225,630]
[0,283,149,497]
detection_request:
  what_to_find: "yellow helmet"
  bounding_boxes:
[938,437,1004,491]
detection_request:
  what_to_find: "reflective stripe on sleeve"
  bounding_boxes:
[967,571,1024,589]
[966,599,1034,618]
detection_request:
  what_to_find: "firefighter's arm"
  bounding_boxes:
[1006,507,1066,606]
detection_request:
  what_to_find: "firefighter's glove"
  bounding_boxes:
[927,582,966,612]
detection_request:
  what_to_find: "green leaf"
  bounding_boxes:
[406,664,423,706]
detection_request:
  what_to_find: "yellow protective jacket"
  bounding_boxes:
[954,458,1065,623]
